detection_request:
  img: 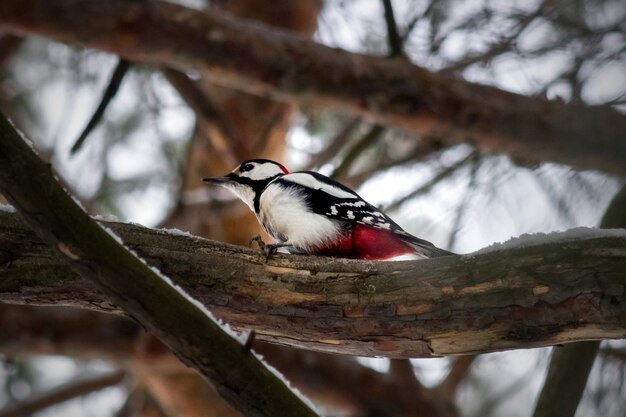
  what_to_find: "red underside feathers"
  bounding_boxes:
[313,224,415,260]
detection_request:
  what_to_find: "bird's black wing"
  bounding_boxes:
[276,171,453,257]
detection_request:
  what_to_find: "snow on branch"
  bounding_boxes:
[1,208,625,358]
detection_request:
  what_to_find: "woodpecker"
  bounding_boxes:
[203,159,453,260]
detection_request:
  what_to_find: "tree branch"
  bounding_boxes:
[0,0,625,176]
[302,118,360,171]
[437,355,477,397]
[0,303,142,360]
[0,113,318,417]
[70,58,131,154]
[0,370,127,417]
[531,184,626,417]
[531,342,600,417]
[382,0,403,57]
[330,124,385,180]
[1,206,625,358]
[163,68,250,163]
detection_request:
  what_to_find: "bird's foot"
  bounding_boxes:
[249,235,302,262]
[249,235,285,262]
[249,235,266,250]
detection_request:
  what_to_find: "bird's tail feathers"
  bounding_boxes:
[418,244,455,258]
[399,233,456,258]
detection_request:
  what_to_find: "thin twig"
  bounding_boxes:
[599,347,626,362]
[163,68,248,163]
[437,355,478,397]
[343,135,445,188]
[446,153,481,250]
[383,149,477,212]
[303,118,360,171]
[381,0,403,57]
[330,124,385,180]
[400,1,436,43]
[0,370,127,417]
[70,58,131,154]
[443,3,544,72]
[531,169,577,227]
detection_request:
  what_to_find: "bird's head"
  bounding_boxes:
[203,159,289,210]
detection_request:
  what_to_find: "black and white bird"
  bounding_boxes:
[203,159,453,260]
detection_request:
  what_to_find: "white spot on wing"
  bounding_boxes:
[347,210,355,219]
[337,201,366,207]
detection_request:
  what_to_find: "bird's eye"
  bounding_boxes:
[241,163,254,172]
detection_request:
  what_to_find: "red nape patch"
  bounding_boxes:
[313,224,416,260]
[277,163,289,174]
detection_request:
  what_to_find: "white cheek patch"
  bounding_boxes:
[230,184,255,211]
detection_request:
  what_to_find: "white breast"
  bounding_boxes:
[258,183,343,251]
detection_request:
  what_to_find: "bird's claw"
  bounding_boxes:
[249,235,306,261]
[249,235,280,262]
[249,234,265,249]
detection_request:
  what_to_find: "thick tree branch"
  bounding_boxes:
[531,342,600,417]
[0,0,625,176]
[1,206,625,358]
[0,113,318,417]
[0,303,457,417]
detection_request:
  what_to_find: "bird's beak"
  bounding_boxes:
[202,173,237,187]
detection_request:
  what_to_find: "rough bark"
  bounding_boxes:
[1,0,625,177]
[1,208,625,358]
[0,113,318,417]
